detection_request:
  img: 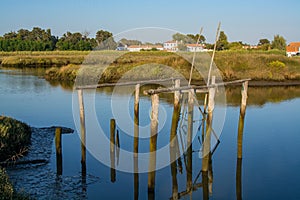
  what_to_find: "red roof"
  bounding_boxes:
[286,42,300,52]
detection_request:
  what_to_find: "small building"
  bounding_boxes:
[127,45,163,52]
[186,44,206,52]
[116,43,128,51]
[286,42,300,57]
[163,40,178,52]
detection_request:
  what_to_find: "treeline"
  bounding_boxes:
[0,27,116,51]
[172,31,287,51]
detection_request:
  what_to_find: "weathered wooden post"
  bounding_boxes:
[134,84,140,157]
[169,92,181,199]
[186,90,194,192]
[237,81,248,159]
[110,119,116,152]
[148,94,159,196]
[78,89,86,175]
[202,76,216,172]
[110,119,116,182]
[236,81,248,200]
[55,127,62,175]
[174,79,181,109]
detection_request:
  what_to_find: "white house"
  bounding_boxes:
[286,42,300,57]
[186,44,206,52]
[163,40,178,52]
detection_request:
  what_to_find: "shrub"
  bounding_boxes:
[0,116,31,162]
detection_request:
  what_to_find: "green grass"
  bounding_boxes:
[2,50,300,83]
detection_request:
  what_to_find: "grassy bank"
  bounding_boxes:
[0,116,32,199]
[0,116,31,162]
[1,50,300,83]
[0,51,88,67]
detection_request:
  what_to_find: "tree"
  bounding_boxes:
[119,38,142,46]
[187,34,206,43]
[229,41,243,50]
[216,31,229,51]
[96,30,113,45]
[258,38,271,50]
[271,35,286,51]
[172,33,193,44]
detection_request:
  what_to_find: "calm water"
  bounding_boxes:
[1,68,300,200]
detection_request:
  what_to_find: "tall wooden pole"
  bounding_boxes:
[55,127,62,175]
[78,89,86,175]
[236,81,248,200]
[186,90,194,193]
[237,81,248,159]
[134,84,140,157]
[148,94,159,196]
[202,76,215,172]
[110,119,116,182]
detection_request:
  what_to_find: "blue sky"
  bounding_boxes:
[0,0,299,44]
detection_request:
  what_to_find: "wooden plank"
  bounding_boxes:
[134,84,140,157]
[75,78,177,89]
[144,78,251,95]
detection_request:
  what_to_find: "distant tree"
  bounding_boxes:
[187,34,206,43]
[95,30,117,50]
[172,33,193,44]
[96,30,113,45]
[229,41,243,50]
[258,38,271,50]
[119,38,142,46]
[216,31,229,51]
[271,35,286,51]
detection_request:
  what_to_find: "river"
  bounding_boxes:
[1,67,300,200]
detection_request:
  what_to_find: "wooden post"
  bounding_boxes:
[148,94,159,195]
[237,81,248,159]
[236,81,248,200]
[78,89,86,175]
[110,119,116,152]
[110,119,116,182]
[134,84,140,157]
[55,127,62,175]
[202,76,215,172]
[186,90,194,192]
[174,79,181,108]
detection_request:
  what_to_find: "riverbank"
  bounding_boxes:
[1,50,300,83]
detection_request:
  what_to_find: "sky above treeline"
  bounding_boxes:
[1,0,299,44]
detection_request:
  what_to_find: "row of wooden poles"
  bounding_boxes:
[54,77,249,199]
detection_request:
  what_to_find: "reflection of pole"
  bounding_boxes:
[78,89,86,176]
[55,127,62,175]
[236,158,242,200]
[236,81,248,200]
[170,91,181,200]
[202,171,209,200]
[110,119,116,182]
[148,94,159,196]
[134,156,139,200]
[187,90,194,193]
[134,84,140,157]
[202,76,215,172]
